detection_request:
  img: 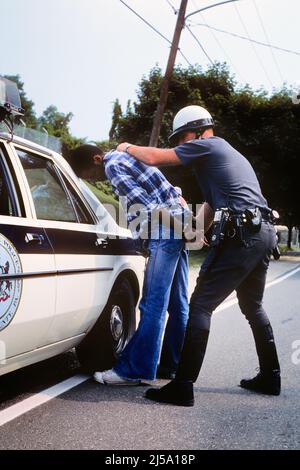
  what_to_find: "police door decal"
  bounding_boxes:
[0,233,22,332]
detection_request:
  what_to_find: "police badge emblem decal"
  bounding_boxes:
[0,234,22,332]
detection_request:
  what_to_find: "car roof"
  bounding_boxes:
[0,131,54,155]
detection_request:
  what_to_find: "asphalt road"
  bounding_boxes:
[0,258,299,450]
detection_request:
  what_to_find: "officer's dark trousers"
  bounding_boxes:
[176,222,279,382]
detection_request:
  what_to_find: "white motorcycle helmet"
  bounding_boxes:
[169,105,214,142]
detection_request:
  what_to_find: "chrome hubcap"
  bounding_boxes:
[110,305,124,343]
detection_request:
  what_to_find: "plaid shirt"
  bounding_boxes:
[104,150,190,238]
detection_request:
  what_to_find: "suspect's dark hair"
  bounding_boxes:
[69,144,103,176]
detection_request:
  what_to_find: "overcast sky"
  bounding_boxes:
[1,0,299,141]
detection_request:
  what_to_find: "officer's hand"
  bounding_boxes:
[179,195,189,209]
[117,142,131,153]
[183,222,208,251]
[202,236,210,246]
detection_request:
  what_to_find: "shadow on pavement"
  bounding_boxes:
[57,379,254,407]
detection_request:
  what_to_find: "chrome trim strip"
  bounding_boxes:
[0,267,114,280]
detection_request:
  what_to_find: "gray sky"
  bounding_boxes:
[1,0,299,141]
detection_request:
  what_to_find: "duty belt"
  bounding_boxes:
[210,207,278,248]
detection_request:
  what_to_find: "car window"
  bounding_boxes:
[17,149,78,222]
[79,180,122,232]
[59,171,94,225]
[0,146,19,217]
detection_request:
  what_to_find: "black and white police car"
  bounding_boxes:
[0,77,144,376]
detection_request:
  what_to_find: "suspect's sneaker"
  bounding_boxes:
[93,369,140,386]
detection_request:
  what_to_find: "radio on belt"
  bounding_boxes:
[210,208,230,247]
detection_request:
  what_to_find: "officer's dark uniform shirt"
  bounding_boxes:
[175,136,269,213]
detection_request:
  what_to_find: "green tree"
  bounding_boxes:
[38,105,73,137]
[96,139,117,152]
[109,99,122,142]
[37,105,86,156]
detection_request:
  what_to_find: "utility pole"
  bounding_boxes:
[149,0,188,147]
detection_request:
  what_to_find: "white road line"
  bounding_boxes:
[216,264,300,313]
[0,264,299,428]
[0,374,89,427]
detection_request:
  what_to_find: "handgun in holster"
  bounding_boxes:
[229,207,263,247]
[245,207,262,232]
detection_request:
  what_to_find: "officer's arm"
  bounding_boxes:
[204,202,214,233]
[196,202,214,233]
[117,142,182,167]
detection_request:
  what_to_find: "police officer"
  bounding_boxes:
[117,105,281,406]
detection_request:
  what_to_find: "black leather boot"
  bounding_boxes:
[240,323,281,396]
[175,328,210,382]
[145,380,194,406]
[240,370,281,396]
[145,327,209,406]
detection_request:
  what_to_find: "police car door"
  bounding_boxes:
[15,147,114,344]
[0,140,56,361]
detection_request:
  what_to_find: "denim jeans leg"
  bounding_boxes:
[159,248,189,372]
[114,233,185,380]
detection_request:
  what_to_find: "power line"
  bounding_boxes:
[118,0,192,66]
[119,0,170,44]
[185,0,241,22]
[150,0,189,146]
[185,24,214,65]
[190,0,243,77]
[233,2,274,88]
[252,0,284,82]
[164,0,214,66]
[186,0,214,66]
[189,22,300,57]
[191,0,222,56]
[164,0,193,66]
[191,0,200,12]
[165,0,177,14]
[198,8,246,82]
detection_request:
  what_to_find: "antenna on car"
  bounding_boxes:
[0,77,24,142]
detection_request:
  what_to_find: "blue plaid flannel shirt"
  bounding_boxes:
[104,150,191,239]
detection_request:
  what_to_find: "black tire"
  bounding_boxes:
[76,277,136,372]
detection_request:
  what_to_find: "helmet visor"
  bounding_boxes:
[168,117,214,143]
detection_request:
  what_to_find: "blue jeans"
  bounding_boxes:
[114,225,189,380]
